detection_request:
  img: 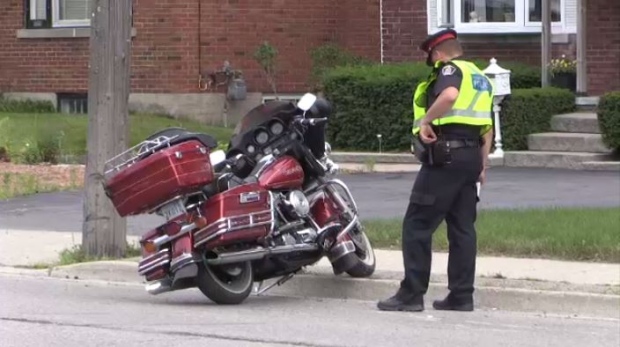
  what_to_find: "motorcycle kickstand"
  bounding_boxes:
[253,272,296,296]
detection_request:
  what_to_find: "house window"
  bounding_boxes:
[25,0,91,29]
[437,0,564,34]
[57,93,88,114]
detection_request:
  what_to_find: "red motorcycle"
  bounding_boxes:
[102,93,376,305]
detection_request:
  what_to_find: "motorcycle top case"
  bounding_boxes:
[104,140,215,217]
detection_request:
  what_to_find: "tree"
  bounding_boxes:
[82,0,133,258]
[253,41,279,98]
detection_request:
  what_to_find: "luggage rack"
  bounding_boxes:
[103,135,180,178]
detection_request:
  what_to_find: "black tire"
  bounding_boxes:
[195,261,254,305]
[345,229,376,278]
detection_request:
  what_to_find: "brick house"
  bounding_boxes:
[0,0,617,122]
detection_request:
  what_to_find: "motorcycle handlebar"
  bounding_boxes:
[296,117,328,126]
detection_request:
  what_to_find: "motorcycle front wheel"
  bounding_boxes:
[195,261,254,305]
[345,226,376,278]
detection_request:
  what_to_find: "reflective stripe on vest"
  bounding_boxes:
[412,60,494,135]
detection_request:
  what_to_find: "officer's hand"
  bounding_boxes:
[478,169,487,185]
[420,124,437,144]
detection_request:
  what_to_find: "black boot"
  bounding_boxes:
[377,288,424,312]
[432,294,474,312]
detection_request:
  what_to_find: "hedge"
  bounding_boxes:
[0,96,55,113]
[499,88,575,150]
[322,62,574,152]
[597,91,620,152]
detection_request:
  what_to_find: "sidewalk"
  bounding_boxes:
[2,229,618,287]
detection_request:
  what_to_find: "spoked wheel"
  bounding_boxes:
[195,261,254,305]
[345,226,376,278]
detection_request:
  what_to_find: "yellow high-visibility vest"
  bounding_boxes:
[412,59,494,135]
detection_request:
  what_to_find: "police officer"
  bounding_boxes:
[377,29,494,312]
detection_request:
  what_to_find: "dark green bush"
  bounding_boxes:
[0,96,55,113]
[470,59,542,90]
[322,63,575,152]
[309,43,372,90]
[499,87,575,150]
[323,62,429,152]
[597,91,620,152]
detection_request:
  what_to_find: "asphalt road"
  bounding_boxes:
[1,167,619,236]
[1,273,618,347]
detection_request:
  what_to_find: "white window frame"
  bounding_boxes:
[436,0,566,34]
[51,0,91,28]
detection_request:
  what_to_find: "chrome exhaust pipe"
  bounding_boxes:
[206,243,319,265]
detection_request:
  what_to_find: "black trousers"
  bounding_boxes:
[400,146,483,300]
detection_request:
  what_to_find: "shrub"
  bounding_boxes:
[597,91,620,152]
[470,59,542,90]
[322,63,575,152]
[309,43,372,91]
[0,96,55,113]
[323,62,429,152]
[499,87,575,150]
[0,115,64,164]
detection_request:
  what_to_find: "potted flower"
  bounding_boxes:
[549,55,577,92]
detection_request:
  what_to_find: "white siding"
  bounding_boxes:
[428,0,439,33]
[565,0,577,31]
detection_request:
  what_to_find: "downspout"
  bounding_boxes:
[379,0,384,64]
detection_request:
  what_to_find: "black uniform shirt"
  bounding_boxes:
[426,61,483,140]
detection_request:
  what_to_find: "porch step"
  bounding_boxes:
[527,132,612,153]
[504,151,614,170]
[550,113,601,134]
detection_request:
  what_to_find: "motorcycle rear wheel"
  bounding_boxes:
[195,261,254,305]
[345,228,376,278]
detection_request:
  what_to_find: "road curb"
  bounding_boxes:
[5,261,617,319]
[271,274,620,319]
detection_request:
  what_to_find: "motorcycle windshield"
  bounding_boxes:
[230,100,298,147]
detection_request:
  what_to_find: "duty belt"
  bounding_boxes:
[445,139,480,149]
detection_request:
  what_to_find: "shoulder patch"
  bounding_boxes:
[441,65,457,76]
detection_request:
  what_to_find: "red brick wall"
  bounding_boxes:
[381,0,428,62]
[0,1,90,93]
[0,0,380,94]
[586,0,620,95]
[2,0,616,96]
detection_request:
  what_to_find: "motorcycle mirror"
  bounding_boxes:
[297,93,317,112]
[209,150,226,166]
[324,142,332,156]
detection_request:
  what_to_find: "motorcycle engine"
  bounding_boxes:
[280,190,310,220]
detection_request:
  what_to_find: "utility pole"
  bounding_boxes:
[541,0,552,87]
[83,0,132,258]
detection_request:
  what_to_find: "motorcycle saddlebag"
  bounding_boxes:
[193,182,274,249]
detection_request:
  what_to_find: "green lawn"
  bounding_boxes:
[0,112,233,159]
[363,207,620,263]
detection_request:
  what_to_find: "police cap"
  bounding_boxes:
[419,29,458,53]
[419,29,458,66]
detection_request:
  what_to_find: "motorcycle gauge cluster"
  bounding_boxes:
[270,121,284,135]
[255,130,269,145]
